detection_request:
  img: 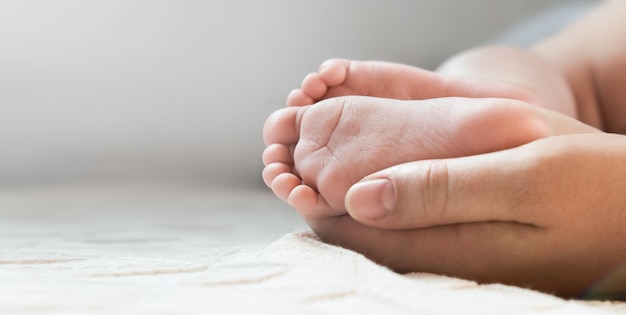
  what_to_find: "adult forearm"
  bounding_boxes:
[437,0,626,133]
[531,0,626,133]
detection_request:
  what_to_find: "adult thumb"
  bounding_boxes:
[345,147,535,230]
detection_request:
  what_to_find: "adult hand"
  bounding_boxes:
[311,133,626,299]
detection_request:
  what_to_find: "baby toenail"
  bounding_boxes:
[347,179,395,220]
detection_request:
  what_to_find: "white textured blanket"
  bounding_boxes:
[1,185,624,314]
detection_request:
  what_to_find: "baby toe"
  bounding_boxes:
[287,89,314,107]
[319,58,351,87]
[270,173,303,202]
[262,162,293,187]
[301,72,328,100]
[262,144,293,166]
[288,185,345,218]
[263,107,301,146]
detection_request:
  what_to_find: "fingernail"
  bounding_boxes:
[347,179,395,220]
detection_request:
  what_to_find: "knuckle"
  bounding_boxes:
[415,161,451,223]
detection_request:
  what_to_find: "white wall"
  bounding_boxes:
[0,0,582,188]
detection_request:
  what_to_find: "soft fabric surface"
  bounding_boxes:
[1,185,625,314]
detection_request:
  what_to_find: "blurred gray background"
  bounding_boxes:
[0,0,594,189]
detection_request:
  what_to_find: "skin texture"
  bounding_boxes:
[263,0,626,298]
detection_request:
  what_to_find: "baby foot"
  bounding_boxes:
[286,59,539,107]
[264,96,552,218]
